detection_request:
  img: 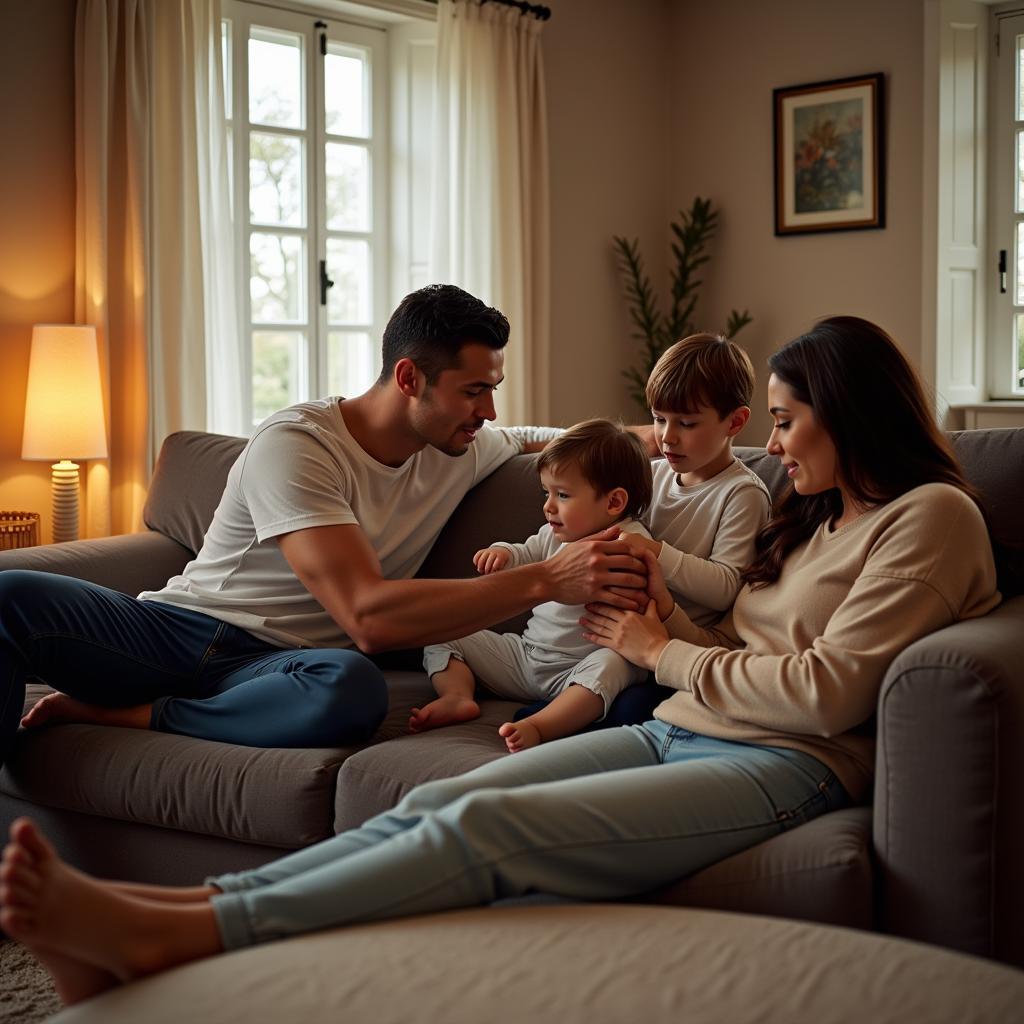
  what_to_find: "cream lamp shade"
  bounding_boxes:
[22,324,108,543]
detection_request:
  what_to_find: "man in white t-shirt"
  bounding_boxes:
[1,285,647,758]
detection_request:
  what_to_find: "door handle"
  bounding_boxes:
[317,258,333,305]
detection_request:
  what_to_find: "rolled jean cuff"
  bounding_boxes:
[210,891,258,951]
[150,695,172,731]
[204,870,255,894]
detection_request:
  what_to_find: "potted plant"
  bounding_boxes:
[615,196,752,411]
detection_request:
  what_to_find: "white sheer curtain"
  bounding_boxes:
[75,0,239,537]
[429,0,550,426]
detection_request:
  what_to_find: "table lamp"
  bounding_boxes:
[21,324,108,544]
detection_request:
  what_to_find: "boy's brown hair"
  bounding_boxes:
[645,332,755,418]
[537,419,653,519]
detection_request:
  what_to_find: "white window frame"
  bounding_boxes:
[988,6,1024,398]
[223,0,390,428]
[923,0,1024,427]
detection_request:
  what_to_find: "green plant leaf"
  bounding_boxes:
[615,198,753,411]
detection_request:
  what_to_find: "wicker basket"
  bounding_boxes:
[0,511,40,551]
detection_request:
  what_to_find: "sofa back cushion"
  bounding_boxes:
[144,431,246,555]
[143,425,1023,594]
[741,428,1024,595]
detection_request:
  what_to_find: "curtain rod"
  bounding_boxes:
[481,0,552,21]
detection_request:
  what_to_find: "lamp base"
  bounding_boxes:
[51,460,80,544]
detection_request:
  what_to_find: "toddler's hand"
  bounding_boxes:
[474,547,511,574]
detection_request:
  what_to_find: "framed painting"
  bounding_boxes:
[773,72,885,235]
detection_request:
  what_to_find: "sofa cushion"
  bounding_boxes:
[49,904,1024,1024]
[334,672,519,830]
[2,684,364,848]
[415,453,547,635]
[143,431,246,555]
[646,805,874,928]
[951,427,1024,595]
[735,444,788,498]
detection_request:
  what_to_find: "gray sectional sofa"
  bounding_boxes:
[1,427,1022,968]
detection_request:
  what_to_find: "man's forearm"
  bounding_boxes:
[343,564,552,652]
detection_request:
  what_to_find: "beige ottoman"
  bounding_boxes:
[52,904,1024,1023]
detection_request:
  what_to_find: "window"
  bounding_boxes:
[991,11,1024,398]
[223,2,389,428]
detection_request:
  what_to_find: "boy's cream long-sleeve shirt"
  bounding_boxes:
[645,459,771,626]
[652,482,1000,801]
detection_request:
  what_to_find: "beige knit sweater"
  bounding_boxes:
[653,482,1000,801]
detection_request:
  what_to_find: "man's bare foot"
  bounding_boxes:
[0,819,223,988]
[498,719,542,753]
[408,695,480,733]
[21,693,151,731]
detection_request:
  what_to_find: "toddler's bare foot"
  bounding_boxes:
[20,693,151,731]
[408,696,480,733]
[498,719,542,753]
[0,819,222,988]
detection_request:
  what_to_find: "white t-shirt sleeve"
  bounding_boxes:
[238,421,357,543]
[470,425,564,485]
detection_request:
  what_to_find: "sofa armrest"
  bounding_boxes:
[874,595,1024,966]
[0,531,192,595]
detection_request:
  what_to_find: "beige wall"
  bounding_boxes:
[0,0,927,509]
[543,0,924,440]
[544,0,672,426]
[0,0,77,544]
[668,0,925,442]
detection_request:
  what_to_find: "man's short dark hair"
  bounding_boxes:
[377,284,510,385]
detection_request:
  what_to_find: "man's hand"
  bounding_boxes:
[543,526,648,609]
[626,424,660,458]
[474,547,511,574]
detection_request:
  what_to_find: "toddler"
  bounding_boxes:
[414,419,654,751]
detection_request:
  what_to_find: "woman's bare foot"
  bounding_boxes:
[20,693,151,731]
[498,718,542,753]
[28,948,119,1005]
[110,881,219,903]
[0,819,223,988]
[408,695,480,733]
[0,825,117,1004]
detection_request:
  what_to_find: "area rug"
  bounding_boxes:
[0,940,61,1022]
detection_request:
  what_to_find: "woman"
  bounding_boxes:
[0,317,1000,1004]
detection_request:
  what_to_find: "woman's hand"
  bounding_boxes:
[580,599,670,672]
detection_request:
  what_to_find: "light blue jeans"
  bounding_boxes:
[209,720,850,949]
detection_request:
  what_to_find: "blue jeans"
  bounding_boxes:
[0,570,388,762]
[209,720,850,948]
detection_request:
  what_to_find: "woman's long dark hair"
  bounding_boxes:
[742,316,980,589]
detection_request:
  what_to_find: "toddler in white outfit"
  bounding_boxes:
[416,419,654,751]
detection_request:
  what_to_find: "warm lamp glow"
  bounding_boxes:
[22,324,108,543]
[22,324,108,461]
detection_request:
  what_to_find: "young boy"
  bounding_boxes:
[413,419,655,752]
[635,332,771,626]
